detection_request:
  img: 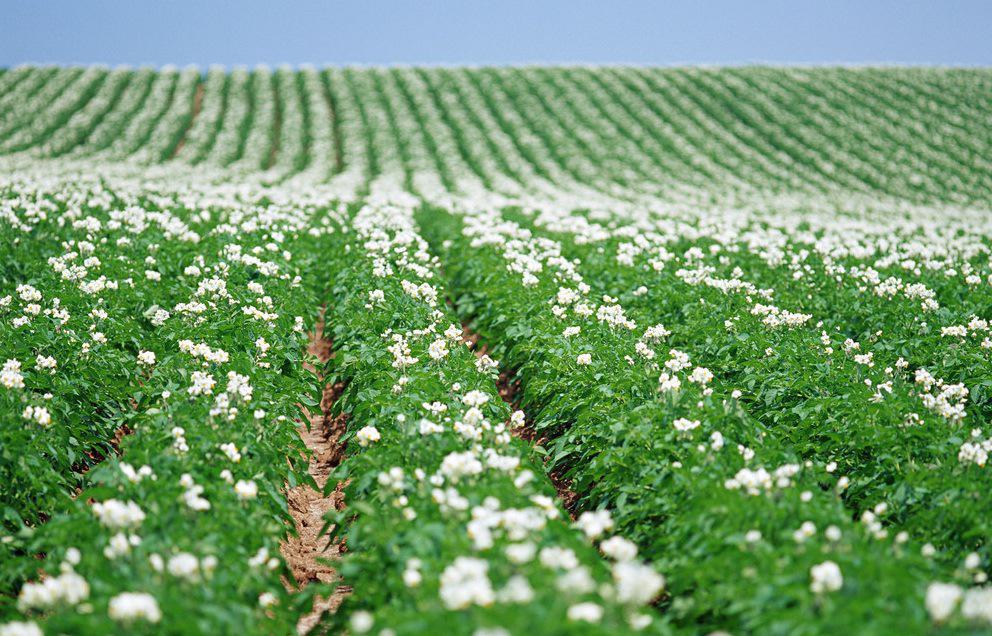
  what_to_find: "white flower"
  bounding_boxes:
[505,542,537,564]
[378,467,406,491]
[64,547,81,565]
[167,553,199,581]
[1,359,25,389]
[17,285,41,302]
[254,337,270,356]
[793,521,817,543]
[601,536,638,561]
[810,560,843,594]
[510,410,526,428]
[475,354,498,373]
[539,546,579,570]
[575,509,613,539]
[356,425,381,447]
[181,474,211,511]
[428,338,449,360]
[926,582,963,622]
[150,309,170,326]
[961,587,992,623]
[17,570,89,611]
[104,532,139,559]
[234,479,258,500]
[188,371,216,396]
[402,568,422,588]
[557,567,595,595]
[22,405,52,427]
[576,353,592,366]
[350,611,374,633]
[92,499,145,529]
[498,575,535,603]
[658,372,681,392]
[108,592,162,623]
[219,442,241,463]
[225,371,253,401]
[419,418,444,435]
[556,287,580,305]
[966,552,982,570]
[439,557,494,610]
[710,431,725,451]
[258,592,277,608]
[137,350,156,366]
[614,561,665,605]
[688,366,713,385]
[440,451,483,482]
[0,621,42,636]
[643,324,671,342]
[462,390,490,407]
[629,613,653,630]
[665,349,691,372]
[567,602,603,622]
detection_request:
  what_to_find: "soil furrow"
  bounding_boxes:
[280,314,350,634]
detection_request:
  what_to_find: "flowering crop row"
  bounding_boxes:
[316,202,665,634]
[0,177,327,633]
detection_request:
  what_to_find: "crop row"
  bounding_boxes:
[0,178,327,633]
[420,207,992,634]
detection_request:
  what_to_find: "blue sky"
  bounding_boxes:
[4,0,991,67]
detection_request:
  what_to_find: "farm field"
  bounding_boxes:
[0,63,991,634]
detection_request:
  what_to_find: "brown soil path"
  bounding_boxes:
[281,315,350,634]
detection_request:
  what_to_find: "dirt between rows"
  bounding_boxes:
[280,317,350,634]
